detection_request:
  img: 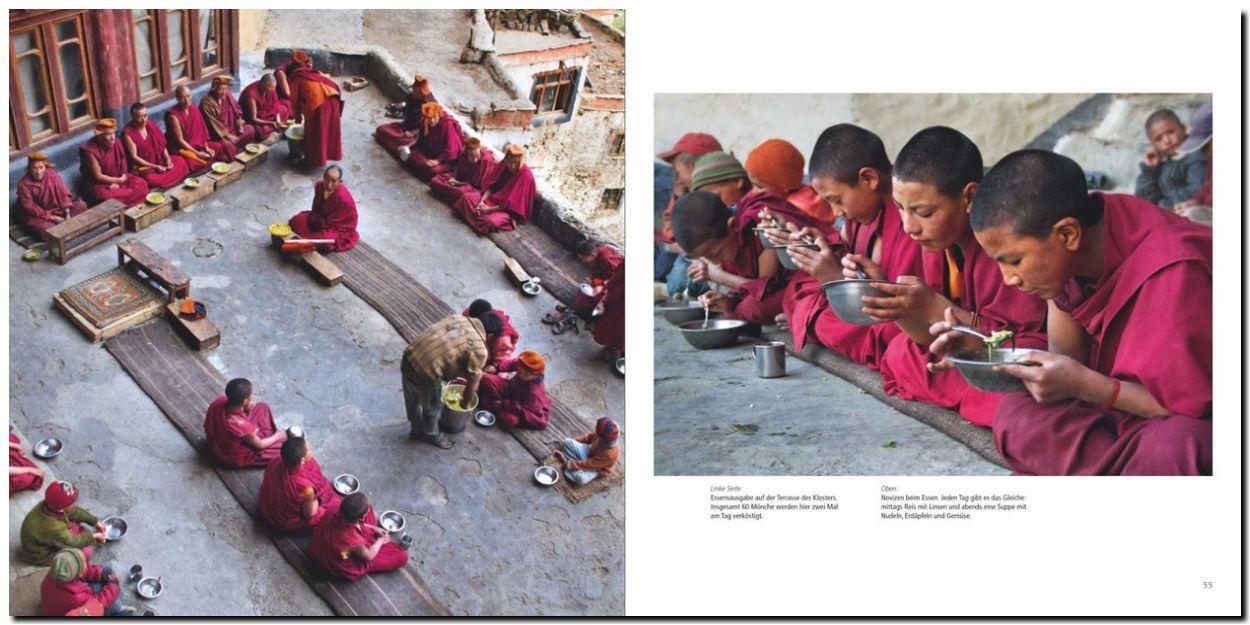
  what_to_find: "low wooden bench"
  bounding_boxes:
[274,233,343,287]
[503,256,532,284]
[169,174,215,210]
[123,194,174,232]
[44,199,125,265]
[117,237,190,303]
[166,298,220,350]
[235,144,270,171]
[207,161,245,190]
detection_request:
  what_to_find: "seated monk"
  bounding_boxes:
[288,165,360,253]
[452,144,536,234]
[929,150,1212,475]
[404,102,463,181]
[78,118,149,206]
[241,73,292,139]
[10,432,45,497]
[573,240,624,317]
[591,256,626,359]
[747,138,837,227]
[122,102,191,189]
[259,437,341,532]
[14,152,87,242]
[203,378,287,469]
[375,75,436,155]
[555,417,621,486]
[200,75,263,153]
[428,136,495,207]
[41,549,133,617]
[20,481,106,566]
[464,299,519,366]
[166,84,234,170]
[287,50,344,167]
[479,350,551,430]
[308,492,408,582]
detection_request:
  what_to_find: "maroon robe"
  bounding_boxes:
[308,507,407,582]
[259,456,341,532]
[452,162,536,234]
[165,103,235,167]
[240,79,292,137]
[289,65,343,167]
[201,91,262,151]
[462,306,520,364]
[878,235,1049,426]
[10,434,43,497]
[479,363,551,430]
[429,150,495,207]
[993,193,1212,475]
[14,169,87,240]
[203,396,282,468]
[289,180,360,253]
[405,112,463,181]
[574,246,625,313]
[374,92,436,155]
[123,120,191,189]
[78,137,149,206]
[592,258,626,352]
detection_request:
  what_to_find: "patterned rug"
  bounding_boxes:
[59,267,163,328]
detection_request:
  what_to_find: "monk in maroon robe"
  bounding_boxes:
[259,437,340,532]
[78,118,149,206]
[429,136,495,206]
[10,433,45,497]
[203,378,287,469]
[931,150,1211,475]
[452,144,536,234]
[463,299,520,365]
[573,241,625,315]
[200,75,262,152]
[405,102,463,181]
[122,102,191,190]
[375,75,436,156]
[288,50,343,167]
[166,84,234,170]
[14,153,87,241]
[240,73,291,139]
[592,257,626,356]
[478,351,551,430]
[308,493,407,582]
[289,165,360,253]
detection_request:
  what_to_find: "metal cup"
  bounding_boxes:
[399,533,414,549]
[129,564,143,582]
[753,341,786,378]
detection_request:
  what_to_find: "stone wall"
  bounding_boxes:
[484,9,589,38]
[527,107,625,242]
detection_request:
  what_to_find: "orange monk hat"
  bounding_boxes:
[93,118,116,134]
[744,138,805,193]
[517,350,545,375]
[505,144,525,161]
[464,136,482,149]
[421,102,443,119]
[291,50,311,64]
[211,75,232,87]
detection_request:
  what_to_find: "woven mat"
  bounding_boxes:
[60,267,164,328]
[542,453,625,504]
[9,225,42,250]
[104,321,450,616]
[759,327,1006,468]
[487,225,583,308]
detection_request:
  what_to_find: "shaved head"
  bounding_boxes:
[809,123,891,185]
[893,126,983,198]
[970,149,1101,239]
[671,191,730,253]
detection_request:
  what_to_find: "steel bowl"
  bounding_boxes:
[820,279,890,326]
[333,474,360,496]
[533,465,560,486]
[441,383,478,413]
[474,410,496,427]
[521,281,542,296]
[284,124,305,141]
[379,510,406,533]
[101,517,128,541]
[946,348,1045,393]
[677,318,746,349]
[775,246,802,271]
[655,301,705,325]
[33,437,63,459]
[614,357,625,377]
[22,248,43,262]
[579,282,596,297]
[136,577,164,600]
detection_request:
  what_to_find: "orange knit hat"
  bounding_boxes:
[744,138,805,193]
[464,136,482,149]
[505,144,525,165]
[517,350,545,374]
[93,118,117,134]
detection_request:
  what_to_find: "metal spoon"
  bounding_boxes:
[949,324,991,341]
[701,301,711,330]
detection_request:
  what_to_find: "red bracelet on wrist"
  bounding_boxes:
[1100,378,1122,412]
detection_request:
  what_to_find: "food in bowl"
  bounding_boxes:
[145,192,166,205]
[211,162,230,174]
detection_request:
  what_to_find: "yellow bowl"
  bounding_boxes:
[145,192,165,205]
[184,177,201,188]
[211,162,230,174]
[246,143,262,154]
[268,222,292,237]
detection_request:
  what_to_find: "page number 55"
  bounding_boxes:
[1202,581,1214,589]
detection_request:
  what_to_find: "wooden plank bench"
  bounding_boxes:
[123,194,174,232]
[275,233,343,287]
[169,174,215,210]
[503,256,532,284]
[235,144,270,171]
[45,199,125,265]
[166,298,220,350]
[207,160,245,190]
[117,237,190,303]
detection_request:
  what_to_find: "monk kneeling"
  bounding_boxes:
[309,493,408,582]
[480,350,551,430]
[452,144,536,234]
[21,481,106,566]
[79,118,149,206]
[41,549,134,616]
[260,437,340,532]
[288,165,360,253]
[204,378,287,469]
[15,152,87,242]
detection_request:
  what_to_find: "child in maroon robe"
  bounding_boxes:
[463,299,520,365]
[782,124,925,370]
[288,51,344,167]
[78,118,149,206]
[14,153,87,242]
[166,84,234,170]
[10,432,45,496]
[241,73,292,139]
[288,165,360,253]
[122,102,191,190]
[930,150,1212,475]
[479,350,552,429]
[452,144,536,233]
[308,493,408,582]
[203,378,287,469]
[375,75,436,155]
[405,102,463,181]
[259,437,341,532]
[573,240,625,315]
[861,127,1048,427]
[429,136,495,207]
[200,75,263,153]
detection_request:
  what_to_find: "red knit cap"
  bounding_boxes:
[517,350,545,374]
[45,481,78,511]
[744,138,805,193]
[658,132,722,162]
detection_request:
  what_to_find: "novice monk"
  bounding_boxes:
[1134,108,1207,210]
[309,492,408,582]
[573,240,625,316]
[200,75,263,152]
[479,350,551,430]
[401,311,503,449]
[452,144,536,234]
[555,417,621,486]
[745,138,837,226]
[428,136,496,206]
[868,127,1048,427]
[405,102,463,181]
[10,432,45,496]
[203,378,287,469]
[288,50,344,167]
[375,75,436,155]
[166,84,234,169]
[781,123,925,369]
[288,165,360,253]
[14,152,87,242]
[930,149,1212,475]
[241,73,292,139]
[20,481,106,566]
[78,118,149,206]
[464,299,519,366]
[41,549,132,617]
[123,102,191,189]
[259,437,341,532]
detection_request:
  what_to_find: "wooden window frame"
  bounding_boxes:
[139,9,231,104]
[530,66,579,115]
[8,11,101,151]
[130,9,163,99]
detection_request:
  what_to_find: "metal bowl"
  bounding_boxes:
[379,510,406,533]
[655,301,705,325]
[946,348,1045,393]
[579,282,596,297]
[474,410,496,427]
[521,281,542,296]
[775,246,801,271]
[820,279,890,326]
[101,517,127,541]
[333,474,360,496]
[136,577,164,599]
[284,124,305,141]
[33,437,63,459]
[677,318,746,349]
[614,357,625,377]
[533,465,559,486]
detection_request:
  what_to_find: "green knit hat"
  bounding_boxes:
[690,151,747,191]
[50,548,86,583]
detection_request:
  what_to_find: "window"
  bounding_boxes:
[9,12,97,150]
[198,9,220,71]
[165,9,190,83]
[601,188,623,212]
[128,9,229,104]
[131,10,161,98]
[608,129,625,157]
[530,66,578,115]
